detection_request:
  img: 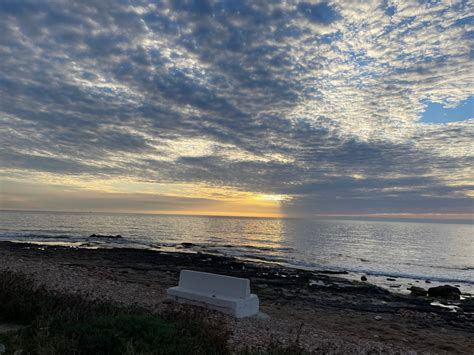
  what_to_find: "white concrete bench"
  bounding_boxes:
[166,270,259,318]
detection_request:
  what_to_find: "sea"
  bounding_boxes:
[1,210,473,294]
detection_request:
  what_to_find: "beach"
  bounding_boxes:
[1,241,473,354]
[2,211,473,295]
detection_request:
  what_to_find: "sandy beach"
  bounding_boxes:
[0,241,473,354]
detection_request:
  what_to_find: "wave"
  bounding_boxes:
[282,260,474,285]
[394,261,474,272]
[350,269,474,285]
[0,233,83,240]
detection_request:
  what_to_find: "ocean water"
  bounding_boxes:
[1,210,473,293]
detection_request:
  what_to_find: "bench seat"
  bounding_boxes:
[166,270,259,318]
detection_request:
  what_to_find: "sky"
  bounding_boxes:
[0,0,473,218]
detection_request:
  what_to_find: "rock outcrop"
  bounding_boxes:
[408,286,427,296]
[428,285,461,300]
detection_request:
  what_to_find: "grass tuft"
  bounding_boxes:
[0,271,229,354]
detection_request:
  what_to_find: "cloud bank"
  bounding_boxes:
[1,0,473,216]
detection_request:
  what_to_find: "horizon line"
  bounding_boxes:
[1,209,473,221]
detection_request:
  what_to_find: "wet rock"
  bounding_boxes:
[460,298,474,312]
[408,286,428,296]
[309,280,327,287]
[425,280,431,284]
[361,275,367,281]
[428,285,461,300]
[386,278,397,281]
[89,234,122,239]
[181,243,194,248]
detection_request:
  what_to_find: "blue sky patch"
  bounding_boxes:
[421,96,474,123]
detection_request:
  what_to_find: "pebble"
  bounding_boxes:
[1,244,471,354]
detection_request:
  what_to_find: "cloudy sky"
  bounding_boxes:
[1,0,473,218]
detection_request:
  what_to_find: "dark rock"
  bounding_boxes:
[387,278,397,281]
[425,280,431,283]
[361,275,367,281]
[428,285,461,300]
[89,234,122,239]
[408,286,428,296]
[460,298,474,312]
[181,243,194,248]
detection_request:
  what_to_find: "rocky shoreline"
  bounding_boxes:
[0,241,473,353]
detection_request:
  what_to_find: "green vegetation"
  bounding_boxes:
[0,271,229,354]
[0,271,307,354]
[63,315,200,354]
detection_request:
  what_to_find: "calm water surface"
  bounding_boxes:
[1,211,473,293]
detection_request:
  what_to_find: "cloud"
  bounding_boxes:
[0,178,283,217]
[0,0,473,215]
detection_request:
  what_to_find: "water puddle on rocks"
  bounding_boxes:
[429,301,460,312]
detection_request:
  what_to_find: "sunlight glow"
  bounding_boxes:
[0,170,286,218]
